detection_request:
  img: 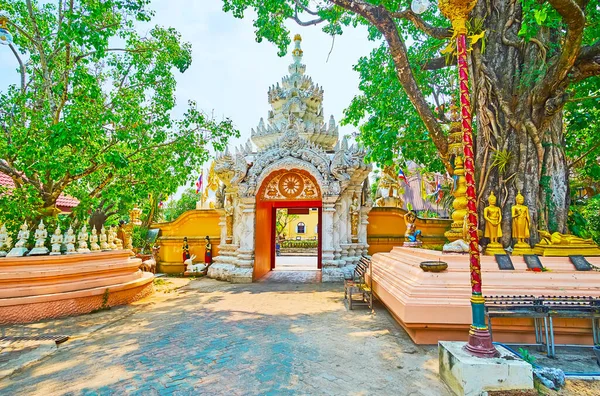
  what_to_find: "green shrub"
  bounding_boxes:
[569,195,600,245]
[281,240,318,248]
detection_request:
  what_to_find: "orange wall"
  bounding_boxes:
[254,202,273,281]
[367,207,451,255]
[151,209,221,273]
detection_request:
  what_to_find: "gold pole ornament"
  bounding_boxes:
[438,0,477,35]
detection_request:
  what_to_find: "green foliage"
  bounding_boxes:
[568,196,600,245]
[343,42,450,171]
[0,0,238,232]
[162,188,199,223]
[417,210,439,219]
[132,226,149,251]
[564,77,600,185]
[275,209,299,239]
[281,240,318,249]
[518,1,562,41]
[518,347,537,366]
[491,150,512,175]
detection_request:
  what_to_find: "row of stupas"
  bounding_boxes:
[0,221,127,258]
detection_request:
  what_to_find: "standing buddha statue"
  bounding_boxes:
[182,237,190,263]
[511,192,533,255]
[204,236,212,265]
[484,192,505,255]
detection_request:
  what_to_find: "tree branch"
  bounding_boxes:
[537,0,585,98]
[294,0,320,16]
[570,40,600,82]
[569,139,600,169]
[421,55,456,71]
[330,1,451,172]
[8,44,26,93]
[390,10,451,39]
[292,12,325,26]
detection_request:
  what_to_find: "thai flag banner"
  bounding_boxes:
[435,181,443,203]
[196,173,203,194]
[397,167,408,185]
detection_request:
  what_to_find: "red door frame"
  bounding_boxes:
[270,200,322,270]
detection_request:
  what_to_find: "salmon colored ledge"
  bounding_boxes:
[370,247,600,345]
[0,251,154,324]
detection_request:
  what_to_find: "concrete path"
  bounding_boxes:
[274,255,318,270]
[0,278,450,395]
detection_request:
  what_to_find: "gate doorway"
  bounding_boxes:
[254,169,322,281]
[274,207,320,271]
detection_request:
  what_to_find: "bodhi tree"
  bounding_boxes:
[220,0,600,244]
[0,0,238,231]
[276,209,299,240]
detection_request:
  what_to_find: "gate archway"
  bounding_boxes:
[254,169,322,281]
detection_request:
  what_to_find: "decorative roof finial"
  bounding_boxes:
[291,33,303,64]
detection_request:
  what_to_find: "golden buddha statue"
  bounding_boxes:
[511,192,533,255]
[484,192,505,255]
[534,230,600,257]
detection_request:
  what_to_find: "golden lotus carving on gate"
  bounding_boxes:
[261,171,320,200]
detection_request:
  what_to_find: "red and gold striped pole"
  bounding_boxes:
[439,0,498,358]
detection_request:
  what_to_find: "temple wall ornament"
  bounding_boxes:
[349,193,360,242]
[224,194,234,242]
[444,156,468,243]
[260,170,320,201]
[375,165,404,208]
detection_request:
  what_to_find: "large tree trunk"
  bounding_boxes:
[471,1,570,248]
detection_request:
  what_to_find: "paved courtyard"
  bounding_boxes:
[0,277,449,395]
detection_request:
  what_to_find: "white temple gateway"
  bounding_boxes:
[209,35,372,282]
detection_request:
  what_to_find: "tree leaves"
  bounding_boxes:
[0,0,239,232]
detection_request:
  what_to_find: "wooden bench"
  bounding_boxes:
[485,295,600,357]
[344,256,373,311]
[485,295,550,355]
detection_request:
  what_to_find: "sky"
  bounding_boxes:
[0,0,379,193]
[141,0,378,148]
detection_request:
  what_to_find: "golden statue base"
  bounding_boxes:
[512,242,534,256]
[484,243,506,256]
[533,244,600,257]
[445,229,464,243]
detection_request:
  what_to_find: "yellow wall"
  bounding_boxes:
[284,209,319,240]
[150,209,221,274]
[367,207,451,255]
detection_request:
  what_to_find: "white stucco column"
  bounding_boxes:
[359,205,371,258]
[235,197,255,270]
[216,209,227,248]
[333,201,342,262]
[321,200,336,267]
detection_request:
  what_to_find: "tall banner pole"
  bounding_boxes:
[439,0,498,358]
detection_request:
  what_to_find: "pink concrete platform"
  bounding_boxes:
[0,250,154,324]
[370,247,600,345]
